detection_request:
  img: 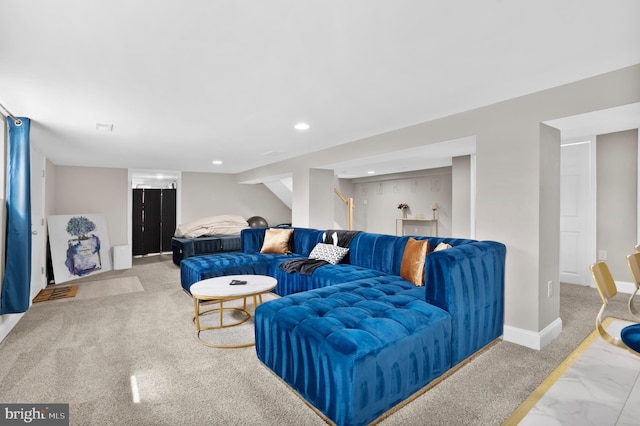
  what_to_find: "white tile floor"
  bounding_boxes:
[520,320,640,426]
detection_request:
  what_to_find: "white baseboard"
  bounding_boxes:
[616,281,636,295]
[503,317,563,350]
[0,313,24,344]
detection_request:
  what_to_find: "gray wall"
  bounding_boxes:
[51,165,129,247]
[334,178,355,230]
[539,124,561,326]
[452,155,472,238]
[597,129,638,280]
[44,167,292,253]
[236,64,640,338]
[180,172,291,227]
[350,168,452,237]
[307,169,335,229]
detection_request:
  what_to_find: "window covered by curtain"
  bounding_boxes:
[0,117,31,314]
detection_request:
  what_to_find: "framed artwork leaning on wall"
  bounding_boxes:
[48,214,112,284]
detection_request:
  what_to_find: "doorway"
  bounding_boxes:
[30,147,47,299]
[559,140,594,286]
[132,188,176,256]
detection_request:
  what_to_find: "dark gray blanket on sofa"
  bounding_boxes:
[279,230,360,275]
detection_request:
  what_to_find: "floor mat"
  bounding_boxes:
[33,285,78,303]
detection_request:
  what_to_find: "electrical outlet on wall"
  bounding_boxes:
[598,250,607,261]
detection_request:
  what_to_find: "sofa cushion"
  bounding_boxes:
[272,262,385,296]
[260,228,294,254]
[308,243,349,265]
[400,237,429,286]
[179,252,304,293]
[255,278,453,426]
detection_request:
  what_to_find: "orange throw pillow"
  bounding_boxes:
[400,238,429,286]
[260,228,293,254]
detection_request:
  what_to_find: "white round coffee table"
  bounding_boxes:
[190,274,277,348]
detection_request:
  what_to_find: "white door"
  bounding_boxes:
[560,142,591,285]
[29,147,46,301]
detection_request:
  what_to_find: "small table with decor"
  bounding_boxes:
[190,274,277,348]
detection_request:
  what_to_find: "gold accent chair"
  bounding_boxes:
[626,252,640,321]
[590,261,640,356]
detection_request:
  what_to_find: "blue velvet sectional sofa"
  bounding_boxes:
[180,227,506,426]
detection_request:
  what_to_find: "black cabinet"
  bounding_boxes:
[132,188,176,256]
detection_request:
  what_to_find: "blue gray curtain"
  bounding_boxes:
[1,117,31,314]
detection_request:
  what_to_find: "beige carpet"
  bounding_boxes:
[195,293,279,348]
[2,256,639,425]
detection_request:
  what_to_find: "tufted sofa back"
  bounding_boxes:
[241,227,323,256]
[241,227,477,275]
[348,232,477,276]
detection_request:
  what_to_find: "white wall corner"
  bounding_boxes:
[503,317,563,350]
[263,179,293,209]
[0,313,24,344]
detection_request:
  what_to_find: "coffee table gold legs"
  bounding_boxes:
[193,296,258,348]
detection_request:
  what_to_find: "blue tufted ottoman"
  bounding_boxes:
[255,277,452,426]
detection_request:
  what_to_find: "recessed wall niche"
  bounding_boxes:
[350,168,452,237]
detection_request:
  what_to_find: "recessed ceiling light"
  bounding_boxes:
[212,160,223,165]
[294,122,310,131]
[367,170,375,174]
[96,123,113,131]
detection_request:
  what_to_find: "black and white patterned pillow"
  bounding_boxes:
[308,243,349,265]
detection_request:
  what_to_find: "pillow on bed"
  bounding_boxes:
[308,243,349,265]
[400,238,429,286]
[260,228,293,254]
[175,214,248,238]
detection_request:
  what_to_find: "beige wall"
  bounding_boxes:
[350,168,452,237]
[334,178,355,230]
[452,155,472,238]
[180,172,291,227]
[25,64,640,349]
[538,124,561,328]
[308,169,335,229]
[44,168,291,256]
[236,64,640,341]
[51,165,129,247]
[597,129,639,280]
[45,159,56,220]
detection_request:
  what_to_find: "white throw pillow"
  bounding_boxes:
[308,243,349,265]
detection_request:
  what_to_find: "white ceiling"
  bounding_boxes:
[1,1,639,179]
